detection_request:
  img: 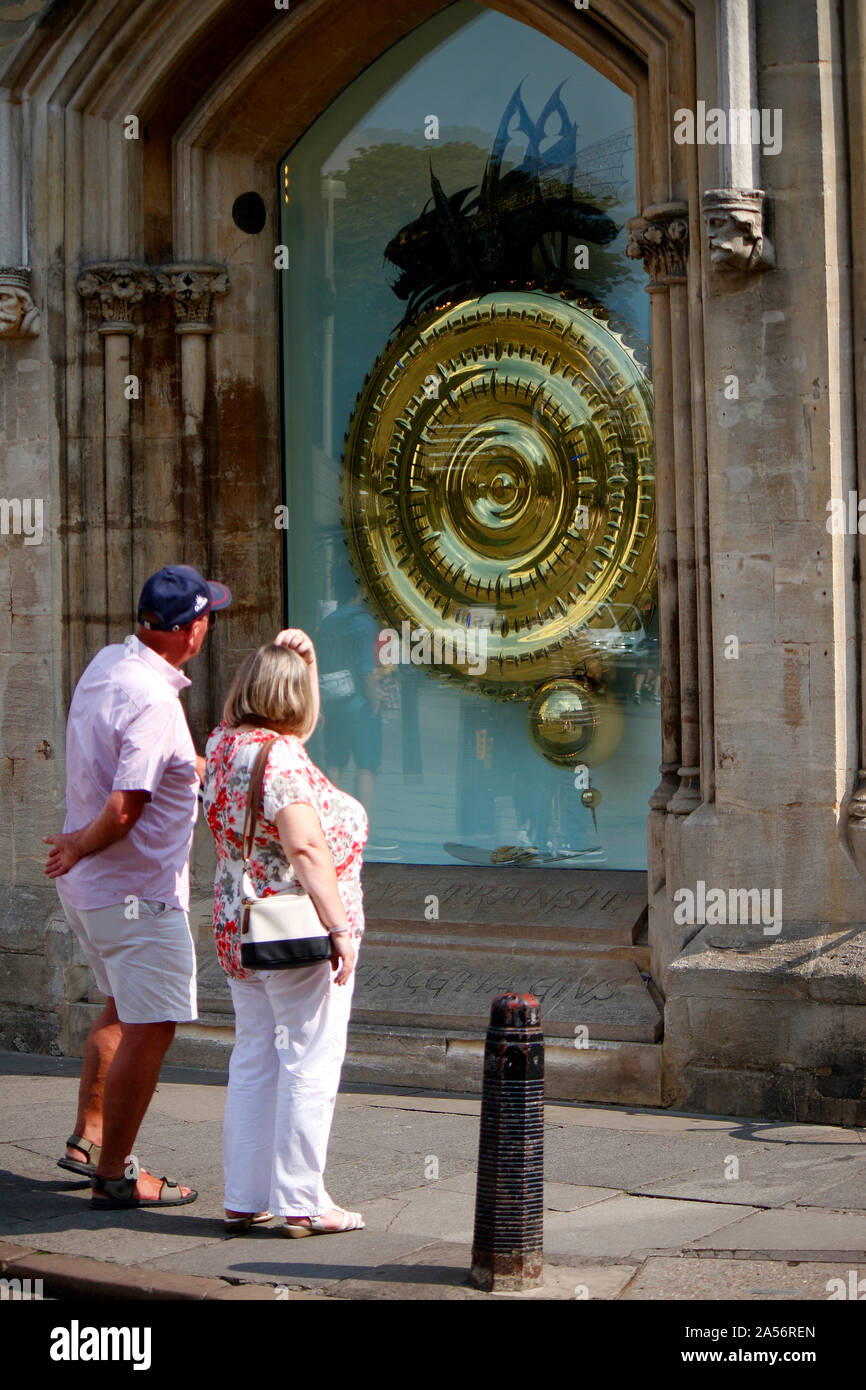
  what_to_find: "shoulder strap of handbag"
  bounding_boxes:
[242,736,278,872]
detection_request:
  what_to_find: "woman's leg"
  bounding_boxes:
[264,962,356,1218]
[223,974,280,1215]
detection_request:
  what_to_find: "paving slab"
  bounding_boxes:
[0,1199,226,1265]
[434,1169,623,1213]
[543,1107,866,1143]
[341,1093,481,1117]
[329,1112,481,1165]
[321,1152,472,1202]
[542,1126,784,1189]
[356,1186,475,1241]
[689,1207,866,1255]
[138,1227,438,1290]
[795,1168,866,1210]
[329,1240,639,1300]
[143,1082,228,1125]
[543,1195,759,1259]
[0,1102,102,1143]
[621,1255,866,1301]
[633,1149,866,1209]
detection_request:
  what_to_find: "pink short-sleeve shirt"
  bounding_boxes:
[203,723,368,980]
[57,634,199,912]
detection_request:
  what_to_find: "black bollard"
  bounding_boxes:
[469,992,544,1292]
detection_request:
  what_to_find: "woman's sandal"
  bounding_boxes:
[223,1212,274,1234]
[280,1209,365,1238]
[90,1174,198,1209]
[57,1133,101,1178]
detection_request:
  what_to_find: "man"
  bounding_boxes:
[44,565,231,1209]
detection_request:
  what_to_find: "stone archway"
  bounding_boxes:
[2,0,710,1099]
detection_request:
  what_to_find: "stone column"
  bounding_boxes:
[0,95,40,339]
[154,265,229,569]
[154,264,229,741]
[627,205,692,811]
[701,0,773,272]
[77,264,155,643]
[844,0,866,874]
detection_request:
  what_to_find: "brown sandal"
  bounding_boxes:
[91,1174,198,1209]
[57,1133,101,1177]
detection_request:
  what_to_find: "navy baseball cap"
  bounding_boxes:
[137,565,232,632]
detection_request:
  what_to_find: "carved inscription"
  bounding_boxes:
[356,961,620,1008]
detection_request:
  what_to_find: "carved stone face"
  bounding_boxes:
[705,210,760,271]
[0,287,25,334]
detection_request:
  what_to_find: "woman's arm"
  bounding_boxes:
[274,629,320,742]
[274,802,355,984]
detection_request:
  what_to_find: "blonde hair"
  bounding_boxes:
[223,644,315,737]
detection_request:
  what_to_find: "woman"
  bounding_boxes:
[203,629,367,1236]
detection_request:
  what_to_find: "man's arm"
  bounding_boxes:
[44,789,149,878]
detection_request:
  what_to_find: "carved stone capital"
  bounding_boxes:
[0,267,41,339]
[626,203,689,287]
[702,188,774,272]
[77,263,156,326]
[155,264,229,325]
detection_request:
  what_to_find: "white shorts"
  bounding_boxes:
[61,898,198,1024]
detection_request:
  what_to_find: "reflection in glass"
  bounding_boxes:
[280,1,658,868]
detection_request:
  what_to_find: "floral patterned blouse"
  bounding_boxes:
[203,722,368,980]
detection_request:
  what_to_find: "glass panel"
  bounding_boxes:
[280,0,657,869]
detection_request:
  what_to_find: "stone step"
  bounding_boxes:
[65,1003,662,1107]
[351,945,661,1043]
[361,863,649,949]
[343,1024,662,1106]
[65,1003,661,1106]
[74,868,661,1104]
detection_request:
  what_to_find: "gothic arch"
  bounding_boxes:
[3,0,710,980]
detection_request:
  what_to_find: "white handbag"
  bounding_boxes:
[239,738,332,970]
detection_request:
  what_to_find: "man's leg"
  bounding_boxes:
[94,1019,192,1201]
[65,997,122,1163]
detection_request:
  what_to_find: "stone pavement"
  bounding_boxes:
[2,1050,866,1301]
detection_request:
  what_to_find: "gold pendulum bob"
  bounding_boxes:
[527,678,623,768]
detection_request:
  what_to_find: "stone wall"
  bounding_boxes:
[2,0,866,1123]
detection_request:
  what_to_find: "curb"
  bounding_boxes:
[0,1241,335,1301]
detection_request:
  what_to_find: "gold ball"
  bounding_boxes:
[528,680,598,767]
[527,678,625,768]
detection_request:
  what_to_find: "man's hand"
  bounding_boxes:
[44,831,83,878]
[274,629,316,666]
[44,789,149,878]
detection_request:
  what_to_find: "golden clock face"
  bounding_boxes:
[342,290,655,701]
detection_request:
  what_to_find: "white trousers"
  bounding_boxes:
[223,961,355,1217]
